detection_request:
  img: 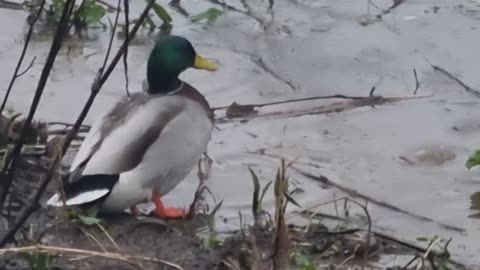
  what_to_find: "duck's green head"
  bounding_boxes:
[147,35,218,94]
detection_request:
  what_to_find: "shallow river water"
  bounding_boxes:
[1,0,480,266]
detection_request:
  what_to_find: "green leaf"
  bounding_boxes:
[149,2,172,24]
[81,3,107,25]
[466,149,480,169]
[293,252,316,270]
[191,8,223,24]
[284,191,301,208]
[78,215,102,226]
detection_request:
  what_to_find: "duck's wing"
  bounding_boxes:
[68,93,150,176]
[47,94,185,206]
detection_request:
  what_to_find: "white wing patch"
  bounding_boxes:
[46,189,110,206]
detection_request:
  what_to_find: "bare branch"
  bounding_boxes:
[169,0,189,17]
[123,0,130,97]
[214,94,429,124]
[101,0,121,73]
[207,0,264,26]
[96,0,119,11]
[15,57,36,78]
[0,0,45,115]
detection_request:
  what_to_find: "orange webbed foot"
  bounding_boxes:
[152,191,189,219]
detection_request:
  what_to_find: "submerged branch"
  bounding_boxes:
[169,0,189,17]
[413,68,420,95]
[214,94,429,124]
[425,58,480,98]
[212,94,368,111]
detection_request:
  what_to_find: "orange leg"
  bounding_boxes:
[152,191,189,219]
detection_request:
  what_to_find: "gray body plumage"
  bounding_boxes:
[47,91,213,212]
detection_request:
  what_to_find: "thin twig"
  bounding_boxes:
[0,0,45,115]
[367,0,383,11]
[169,0,189,17]
[16,57,36,78]
[388,0,406,12]
[207,0,263,25]
[425,58,480,98]
[47,127,90,135]
[80,227,107,253]
[413,68,420,95]
[0,0,75,213]
[423,238,442,259]
[0,244,184,269]
[96,0,119,11]
[101,0,121,72]
[123,0,130,97]
[0,0,157,248]
[97,222,121,251]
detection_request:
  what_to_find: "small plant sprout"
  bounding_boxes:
[197,200,223,249]
[249,167,273,218]
[191,8,224,24]
[292,251,316,270]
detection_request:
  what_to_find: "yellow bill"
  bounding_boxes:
[193,54,219,71]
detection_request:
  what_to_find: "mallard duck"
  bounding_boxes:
[46,35,218,218]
